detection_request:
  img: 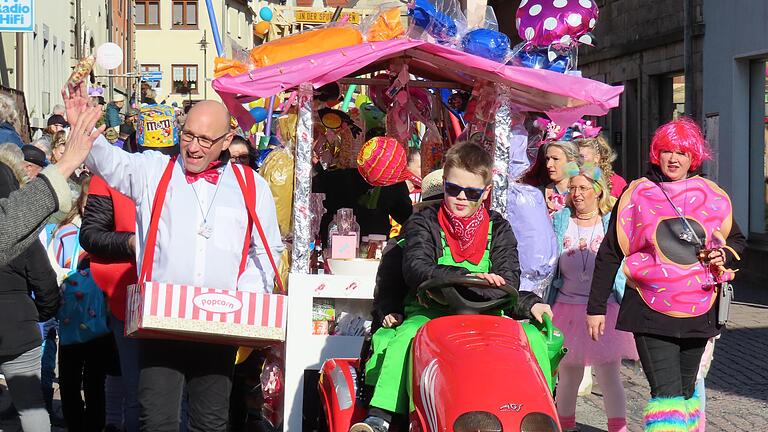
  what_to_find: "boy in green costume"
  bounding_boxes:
[352,143,553,432]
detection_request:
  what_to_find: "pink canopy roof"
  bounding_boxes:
[213,38,623,129]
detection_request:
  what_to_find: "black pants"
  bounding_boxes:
[137,339,237,432]
[58,334,115,432]
[634,333,708,399]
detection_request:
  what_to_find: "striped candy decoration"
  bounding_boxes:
[357,136,419,187]
[126,282,287,343]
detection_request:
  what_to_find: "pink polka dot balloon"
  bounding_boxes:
[516,0,599,47]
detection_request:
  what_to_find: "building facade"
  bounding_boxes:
[702,0,768,284]
[107,0,136,97]
[134,0,254,106]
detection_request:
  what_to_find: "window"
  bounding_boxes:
[136,0,160,28]
[749,59,768,236]
[140,64,161,89]
[172,64,198,94]
[172,0,198,28]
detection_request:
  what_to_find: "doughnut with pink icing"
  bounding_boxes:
[615,177,733,318]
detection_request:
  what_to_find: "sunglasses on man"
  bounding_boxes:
[444,181,487,202]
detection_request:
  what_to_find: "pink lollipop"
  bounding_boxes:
[516,0,599,47]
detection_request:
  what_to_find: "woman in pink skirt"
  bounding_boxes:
[546,162,638,432]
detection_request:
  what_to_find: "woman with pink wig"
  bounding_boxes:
[587,118,746,431]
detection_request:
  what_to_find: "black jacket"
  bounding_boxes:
[80,194,134,261]
[588,171,748,338]
[0,242,61,356]
[393,205,541,321]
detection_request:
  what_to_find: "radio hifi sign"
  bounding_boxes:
[294,10,361,24]
[0,0,34,32]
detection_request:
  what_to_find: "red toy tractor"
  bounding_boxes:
[318,276,566,432]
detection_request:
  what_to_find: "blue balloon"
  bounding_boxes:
[249,107,267,123]
[259,7,273,22]
[461,28,510,63]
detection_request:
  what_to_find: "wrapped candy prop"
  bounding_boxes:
[259,149,295,236]
[507,183,558,296]
[462,28,510,63]
[408,0,467,46]
[357,137,419,187]
[361,2,406,42]
[516,0,599,48]
[512,0,599,72]
[260,347,284,430]
[137,105,178,149]
[249,26,363,69]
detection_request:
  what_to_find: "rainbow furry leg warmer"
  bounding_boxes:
[643,397,688,431]
[685,393,702,431]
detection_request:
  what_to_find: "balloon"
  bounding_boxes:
[255,21,270,36]
[506,183,558,297]
[259,7,273,22]
[516,0,599,48]
[461,28,510,63]
[95,42,123,70]
[250,107,268,123]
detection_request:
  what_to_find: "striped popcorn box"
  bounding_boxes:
[126,282,287,345]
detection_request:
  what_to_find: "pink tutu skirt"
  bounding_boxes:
[552,302,638,367]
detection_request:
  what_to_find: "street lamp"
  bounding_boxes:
[198,30,209,99]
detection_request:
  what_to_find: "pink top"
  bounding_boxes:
[557,218,606,305]
[609,173,627,198]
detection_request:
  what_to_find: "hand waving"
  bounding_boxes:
[55,105,106,178]
[61,81,91,127]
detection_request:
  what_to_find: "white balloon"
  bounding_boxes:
[96,43,123,70]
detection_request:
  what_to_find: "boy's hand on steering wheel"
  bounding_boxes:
[382,313,403,328]
[530,303,553,323]
[471,273,506,287]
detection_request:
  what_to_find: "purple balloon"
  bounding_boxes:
[516,0,599,47]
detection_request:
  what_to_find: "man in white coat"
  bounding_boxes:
[64,84,283,431]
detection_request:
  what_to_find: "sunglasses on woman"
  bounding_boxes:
[444,181,486,201]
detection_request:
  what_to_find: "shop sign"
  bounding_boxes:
[294,10,361,24]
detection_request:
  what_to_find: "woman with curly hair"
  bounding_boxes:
[577,134,627,198]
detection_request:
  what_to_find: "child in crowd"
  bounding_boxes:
[352,142,553,432]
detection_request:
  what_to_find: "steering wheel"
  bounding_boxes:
[416,275,519,315]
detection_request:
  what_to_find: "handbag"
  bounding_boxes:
[717,282,734,326]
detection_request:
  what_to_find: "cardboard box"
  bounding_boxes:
[126,282,287,345]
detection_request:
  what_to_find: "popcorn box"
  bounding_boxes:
[126,282,287,345]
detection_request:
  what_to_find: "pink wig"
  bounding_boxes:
[649,117,712,170]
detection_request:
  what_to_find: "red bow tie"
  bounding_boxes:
[185,162,222,185]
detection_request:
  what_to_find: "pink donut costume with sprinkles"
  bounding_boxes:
[615,176,734,318]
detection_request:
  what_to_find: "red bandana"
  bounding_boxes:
[437,202,490,265]
[185,161,223,185]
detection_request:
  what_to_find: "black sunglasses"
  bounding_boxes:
[444,181,486,201]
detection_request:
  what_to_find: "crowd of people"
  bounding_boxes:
[0,75,745,432]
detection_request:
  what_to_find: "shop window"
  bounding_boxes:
[748,59,768,236]
[172,64,198,94]
[136,0,160,28]
[173,0,198,28]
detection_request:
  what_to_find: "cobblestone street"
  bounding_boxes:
[577,282,768,431]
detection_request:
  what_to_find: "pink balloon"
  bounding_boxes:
[516,0,599,47]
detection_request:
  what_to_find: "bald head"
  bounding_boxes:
[187,100,231,136]
[180,100,235,173]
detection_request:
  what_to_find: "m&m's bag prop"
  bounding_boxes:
[137,105,178,149]
[357,136,420,187]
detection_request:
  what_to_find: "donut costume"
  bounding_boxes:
[615,176,734,318]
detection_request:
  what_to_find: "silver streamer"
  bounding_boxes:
[290,83,314,274]
[491,84,513,214]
